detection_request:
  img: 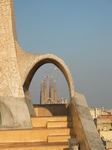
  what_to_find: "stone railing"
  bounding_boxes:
[69,93,105,150]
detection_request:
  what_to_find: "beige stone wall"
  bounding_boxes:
[0,0,32,128]
[0,0,24,97]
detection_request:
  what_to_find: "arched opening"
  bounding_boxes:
[24,54,75,99]
[23,54,75,116]
[29,64,70,104]
[47,98,51,104]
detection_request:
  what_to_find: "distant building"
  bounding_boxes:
[40,76,57,104]
[89,106,112,149]
[89,107,112,119]
[40,76,68,104]
[95,117,112,131]
[97,116,112,150]
[61,98,67,104]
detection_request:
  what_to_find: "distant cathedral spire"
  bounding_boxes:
[40,76,58,104]
[54,80,57,103]
[49,76,54,101]
[40,75,68,104]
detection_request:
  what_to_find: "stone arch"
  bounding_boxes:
[24,54,75,99]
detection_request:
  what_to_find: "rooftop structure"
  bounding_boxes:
[0,0,105,149]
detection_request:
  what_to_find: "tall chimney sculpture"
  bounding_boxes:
[0,0,75,129]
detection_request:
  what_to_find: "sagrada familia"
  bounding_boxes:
[40,76,58,104]
[40,76,68,104]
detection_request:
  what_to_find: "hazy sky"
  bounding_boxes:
[14,0,112,108]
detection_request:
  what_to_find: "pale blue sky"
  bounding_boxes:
[14,0,112,108]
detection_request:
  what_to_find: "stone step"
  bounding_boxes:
[48,135,72,143]
[47,121,73,128]
[0,142,69,150]
[31,116,72,128]
[0,127,74,143]
[34,104,69,117]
